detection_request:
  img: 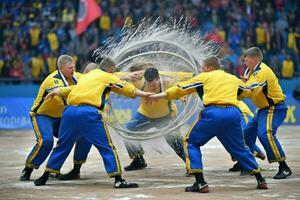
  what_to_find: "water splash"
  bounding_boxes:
[93,17,220,141]
[94,17,220,72]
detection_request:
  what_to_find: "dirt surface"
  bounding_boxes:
[0,126,299,200]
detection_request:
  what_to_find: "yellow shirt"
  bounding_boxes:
[245,62,285,108]
[47,33,59,51]
[281,60,294,78]
[238,101,254,123]
[31,57,44,78]
[256,26,265,45]
[29,28,40,46]
[288,32,296,49]
[62,8,75,23]
[218,30,226,41]
[100,15,111,31]
[47,57,57,73]
[135,78,175,119]
[137,72,193,118]
[31,71,82,118]
[165,69,249,106]
[67,69,137,111]
[0,60,4,75]
[124,16,133,28]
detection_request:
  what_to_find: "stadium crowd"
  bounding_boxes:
[0,0,299,81]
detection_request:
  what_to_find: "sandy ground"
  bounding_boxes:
[0,126,299,200]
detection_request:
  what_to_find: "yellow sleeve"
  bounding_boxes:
[165,75,203,100]
[237,80,251,100]
[60,85,75,98]
[110,75,137,98]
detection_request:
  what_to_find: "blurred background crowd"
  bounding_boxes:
[1,0,299,83]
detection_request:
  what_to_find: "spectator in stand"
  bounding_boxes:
[228,26,241,53]
[281,55,294,78]
[276,15,289,49]
[255,22,266,49]
[47,30,59,52]
[288,28,297,53]
[46,51,57,74]
[9,55,23,80]
[28,23,41,54]
[62,4,75,24]
[277,48,287,67]
[31,53,44,79]
[99,11,111,32]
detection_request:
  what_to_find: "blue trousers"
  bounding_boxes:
[244,103,287,163]
[184,106,260,174]
[45,105,122,177]
[25,114,60,168]
[240,114,263,155]
[72,136,92,164]
[72,112,186,162]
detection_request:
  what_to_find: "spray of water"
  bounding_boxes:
[93,17,220,141]
[94,17,220,69]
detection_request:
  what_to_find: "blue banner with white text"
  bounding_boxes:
[0,98,33,129]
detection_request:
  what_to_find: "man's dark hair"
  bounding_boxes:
[144,67,159,82]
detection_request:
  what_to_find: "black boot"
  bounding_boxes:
[59,164,81,180]
[20,167,33,181]
[124,156,147,171]
[34,172,50,186]
[255,173,268,189]
[114,176,139,188]
[185,182,209,193]
[229,162,241,172]
[257,178,268,189]
[273,166,292,179]
[59,169,80,180]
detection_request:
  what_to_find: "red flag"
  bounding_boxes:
[76,0,102,35]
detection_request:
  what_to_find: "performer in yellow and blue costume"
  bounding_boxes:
[242,47,292,179]
[149,56,268,192]
[123,67,191,171]
[20,55,81,181]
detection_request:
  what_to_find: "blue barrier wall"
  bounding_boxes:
[0,94,299,129]
[0,84,40,97]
